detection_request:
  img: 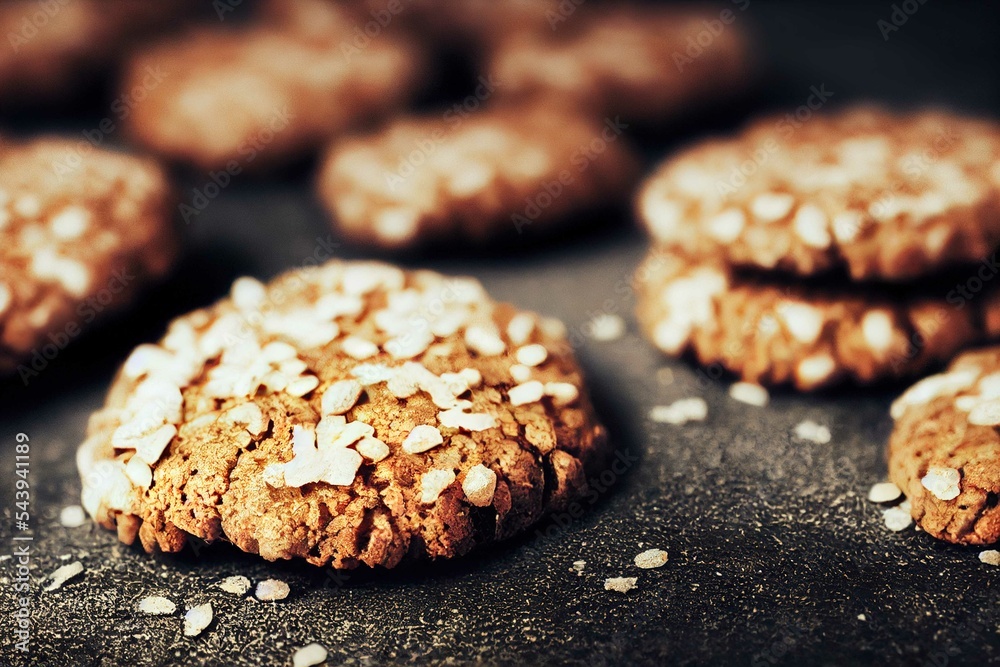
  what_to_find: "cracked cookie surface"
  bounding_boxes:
[635,249,1000,390]
[888,348,1000,544]
[77,260,608,569]
[639,107,1000,281]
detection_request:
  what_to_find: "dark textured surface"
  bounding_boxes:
[2,2,1000,666]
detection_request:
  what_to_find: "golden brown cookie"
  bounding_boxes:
[888,348,1000,544]
[488,5,752,123]
[639,107,1000,281]
[122,3,426,172]
[0,137,177,380]
[316,105,639,248]
[634,249,1000,390]
[77,261,609,569]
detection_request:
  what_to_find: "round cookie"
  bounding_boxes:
[635,250,1000,390]
[488,6,752,123]
[317,105,639,248]
[639,107,1000,281]
[122,6,426,172]
[0,137,177,378]
[888,348,1000,544]
[77,261,609,569]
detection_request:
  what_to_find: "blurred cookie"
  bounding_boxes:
[122,7,426,172]
[317,105,639,248]
[639,107,1000,281]
[77,260,609,569]
[0,138,177,379]
[488,5,752,123]
[889,349,1000,544]
[635,250,1000,390]
[0,0,196,107]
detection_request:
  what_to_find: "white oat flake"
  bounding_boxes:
[218,575,252,595]
[604,576,638,593]
[44,561,84,591]
[255,579,290,601]
[979,550,1000,566]
[728,382,769,407]
[920,467,961,501]
[293,643,329,667]
[587,313,626,342]
[183,603,213,637]
[138,596,176,615]
[634,549,668,569]
[59,505,87,528]
[867,482,902,504]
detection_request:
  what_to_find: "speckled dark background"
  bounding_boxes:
[2,2,1000,666]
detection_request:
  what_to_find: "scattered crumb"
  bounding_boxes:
[218,575,252,596]
[183,603,213,637]
[137,596,176,615]
[256,579,290,601]
[979,550,1000,566]
[882,503,912,532]
[858,614,867,621]
[572,560,586,576]
[293,642,329,667]
[920,466,961,501]
[649,398,707,425]
[656,367,674,386]
[587,313,626,342]
[867,481,902,504]
[44,561,84,591]
[792,420,831,444]
[728,382,769,407]
[59,505,87,528]
[604,576,637,593]
[634,549,668,569]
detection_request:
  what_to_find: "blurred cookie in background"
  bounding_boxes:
[122,1,427,172]
[639,107,1000,281]
[0,0,198,109]
[316,104,640,249]
[488,4,754,124]
[0,138,177,379]
[635,250,1000,391]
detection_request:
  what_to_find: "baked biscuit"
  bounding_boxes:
[639,107,1000,281]
[888,348,1000,544]
[488,6,752,123]
[122,6,425,172]
[317,106,639,248]
[77,261,609,569]
[0,138,176,379]
[635,250,1000,390]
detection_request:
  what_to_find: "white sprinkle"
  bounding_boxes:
[49,205,90,240]
[649,398,707,425]
[59,505,87,528]
[867,482,902,504]
[604,576,638,593]
[421,469,456,504]
[462,464,497,507]
[728,382,769,407]
[509,381,545,406]
[355,436,390,461]
[858,614,867,621]
[792,420,831,444]
[321,380,364,415]
[882,506,912,532]
[44,561,84,591]
[634,549,668,569]
[506,313,536,345]
[587,313,626,342]
[402,424,444,454]
[920,467,961,501]
[509,364,532,383]
[465,325,506,356]
[255,579,290,601]
[751,192,795,222]
[218,575,252,595]
[293,643,329,667]
[286,375,320,398]
[184,603,213,637]
[544,382,579,406]
[968,398,1000,426]
[515,344,548,367]
[979,550,1000,566]
[438,408,498,432]
[138,596,176,615]
[341,335,379,360]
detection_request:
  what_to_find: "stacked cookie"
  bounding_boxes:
[636,106,1000,390]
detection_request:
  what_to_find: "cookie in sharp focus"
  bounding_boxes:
[639,106,1000,281]
[487,5,752,124]
[0,138,177,379]
[76,260,609,569]
[888,348,1000,544]
[121,4,426,172]
[316,105,639,249]
[634,249,1000,391]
